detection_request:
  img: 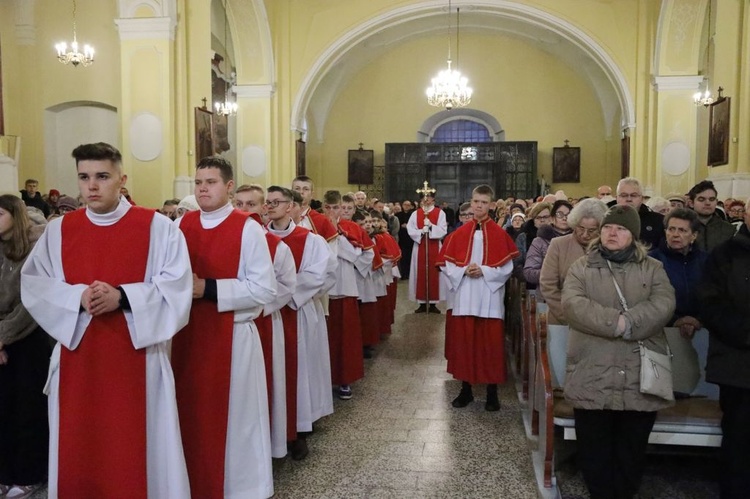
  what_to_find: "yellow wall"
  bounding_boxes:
[1,0,121,186]
[309,32,615,199]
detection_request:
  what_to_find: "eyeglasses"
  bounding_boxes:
[555,212,569,219]
[264,200,290,208]
[534,215,551,221]
[575,226,599,236]
[729,208,745,214]
[617,193,642,200]
[459,213,473,218]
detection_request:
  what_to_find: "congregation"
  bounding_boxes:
[1,142,750,499]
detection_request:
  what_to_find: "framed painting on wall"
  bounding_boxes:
[296,139,306,177]
[552,145,580,183]
[348,148,374,185]
[194,107,214,166]
[708,96,730,166]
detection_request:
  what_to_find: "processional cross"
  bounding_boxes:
[415,180,437,313]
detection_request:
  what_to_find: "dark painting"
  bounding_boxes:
[552,146,580,183]
[348,149,374,185]
[708,96,730,166]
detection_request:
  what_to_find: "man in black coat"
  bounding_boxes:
[615,177,664,248]
[20,179,50,218]
[699,200,750,499]
[397,200,415,278]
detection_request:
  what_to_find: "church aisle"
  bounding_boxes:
[272,281,538,498]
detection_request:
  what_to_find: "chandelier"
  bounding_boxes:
[694,86,722,107]
[426,1,472,110]
[214,0,237,117]
[55,0,94,67]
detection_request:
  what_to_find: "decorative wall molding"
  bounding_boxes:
[115,17,176,40]
[653,75,704,91]
[234,84,275,99]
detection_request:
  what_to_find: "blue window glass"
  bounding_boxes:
[431,119,491,143]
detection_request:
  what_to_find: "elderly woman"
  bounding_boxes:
[0,196,50,499]
[513,202,552,277]
[523,200,573,288]
[648,208,707,338]
[562,205,676,499]
[539,198,607,324]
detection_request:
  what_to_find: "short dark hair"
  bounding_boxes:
[24,179,39,185]
[552,199,573,215]
[688,180,717,201]
[664,207,701,233]
[472,184,494,199]
[267,185,294,202]
[369,211,383,220]
[292,175,314,189]
[459,202,471,214]
[342,194,355,204]
[352,210,367,223]
[163,199,179,207]
[291,190,303,204]
[236,183,265,196]
[71,142,122,167]
[196,156,233,183]
[324,190,342,204]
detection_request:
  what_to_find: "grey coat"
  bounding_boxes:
[562,249,676,412]
[0,224,45,346]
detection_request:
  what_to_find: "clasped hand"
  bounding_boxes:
[464,263,483,278]
[674,316,701,339]
[81,281,121,316]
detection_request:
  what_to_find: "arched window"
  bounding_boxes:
[431,119,492,143]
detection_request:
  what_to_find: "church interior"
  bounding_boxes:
[1,0,748,206]
[0,1,746,497]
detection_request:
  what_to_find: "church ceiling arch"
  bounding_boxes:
[292,0,634,142]
[654,0,708,76]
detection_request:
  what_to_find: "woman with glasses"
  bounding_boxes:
[540,198,607,324]
[512,202,552,284]
[522,200,573,290]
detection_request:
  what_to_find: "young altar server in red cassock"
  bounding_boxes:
[371,212,401,335]
[234,184,297,459]
[21,143,193,499]
[266,187,334,461]
[172,157,277,498]
[441,184,518,411]
[407,191,447,313]
[323,191,365,400]
[352,210,384,353]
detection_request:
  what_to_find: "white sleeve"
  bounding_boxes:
[430,210,448,240]
[216,219,277,313]
[21,220,90,350]
[443,261,467,292]
[291,235,329,309]
[265,242,296,316]
[337,236,362,263]
[479,260,514,293]
[354,248,375,277]
[119,216,193,348]
[406,211,422,244]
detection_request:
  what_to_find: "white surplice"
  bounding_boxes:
[331,233,361,299]
[407,207,447,303]
[176,203,277,499]
[267,222,334,432]
[262,240,296,458]
[443,230,514,319]
[21,197,193,499]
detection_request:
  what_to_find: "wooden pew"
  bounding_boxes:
[533,317,722,494]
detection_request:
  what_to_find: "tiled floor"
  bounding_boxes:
[272,282,538,498]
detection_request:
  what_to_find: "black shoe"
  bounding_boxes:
[291,438,309,460]
[452,383,474,408]
[485,385,500,412]
[363,346,373,359]
[428,304,441,314]
[414,304,427,314]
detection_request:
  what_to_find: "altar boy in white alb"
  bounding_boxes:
[21,142,193,499]
[172,157,277,498]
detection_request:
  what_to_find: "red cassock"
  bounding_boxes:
[359,231,383,347]
[441,219,518,385]
[328,220,364,385]
[415,207,442,301]
[58,208,153,498]
[172,210,248,498]
[277,225,311,441]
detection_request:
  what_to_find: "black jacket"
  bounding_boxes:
[699,224,750,389]
[637,204,664,249]
[20,190,50,218]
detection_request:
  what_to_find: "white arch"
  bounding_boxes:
[417,109,505,142]
[291,0,635,137]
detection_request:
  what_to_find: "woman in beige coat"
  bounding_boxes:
[562,204,675,499]
[539,198,608,325]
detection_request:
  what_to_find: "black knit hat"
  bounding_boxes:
[601,204,640,238]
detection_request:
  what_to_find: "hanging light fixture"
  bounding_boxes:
[426,1,472,110]
[215,0,238,117]
[693,1,716,107]
[55,0,95,67]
